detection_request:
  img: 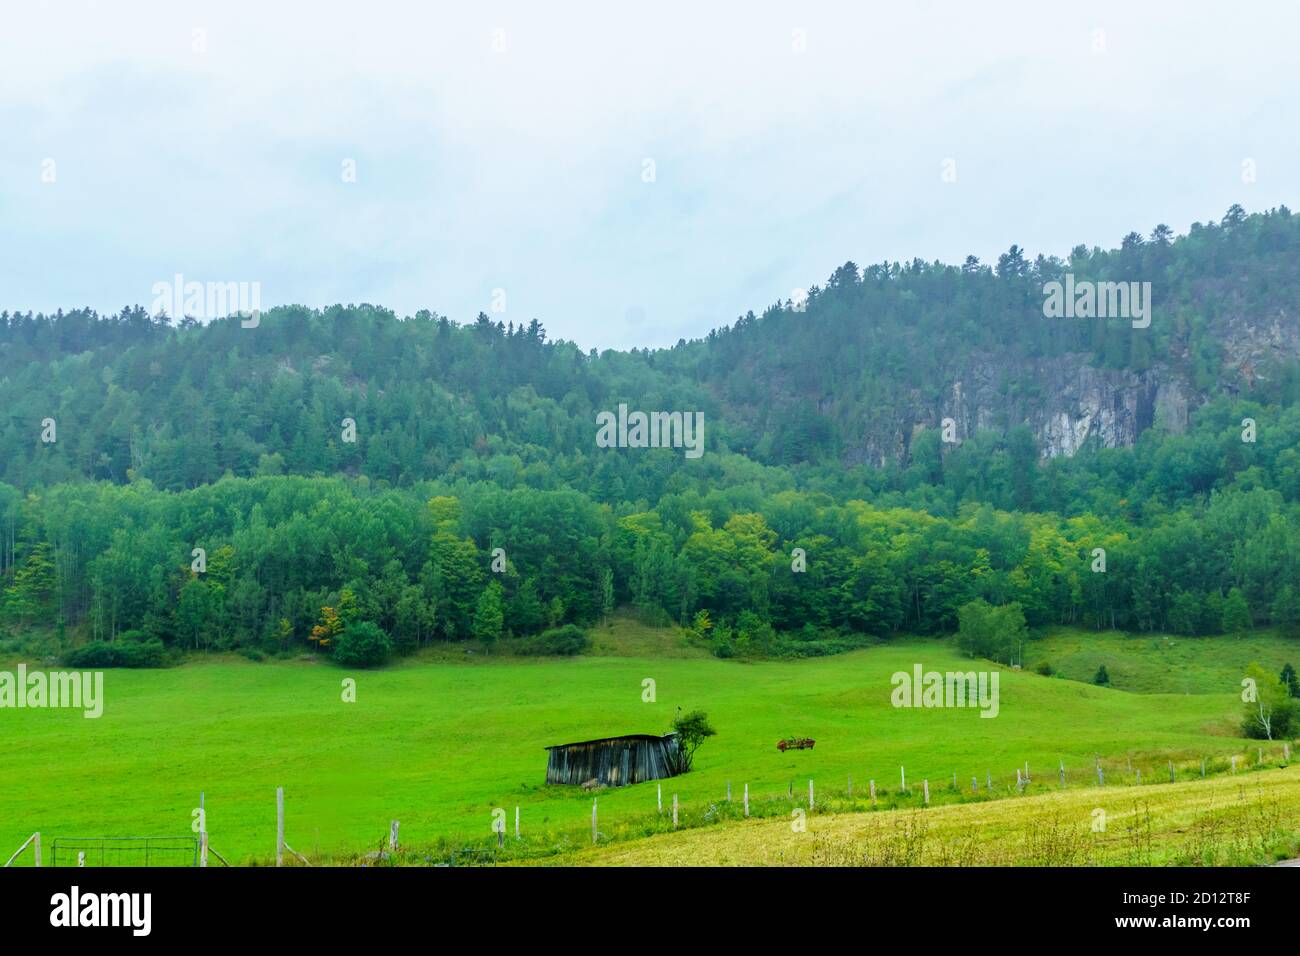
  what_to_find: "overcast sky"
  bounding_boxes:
[2,1,1297,350]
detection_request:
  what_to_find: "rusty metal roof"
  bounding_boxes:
[544,732,676,750]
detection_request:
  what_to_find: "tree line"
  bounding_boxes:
[3,205,1300,659]
[1,472,1297,661]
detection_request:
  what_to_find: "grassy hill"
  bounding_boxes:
[4,618,1295,865]
[1025,628,1300,694]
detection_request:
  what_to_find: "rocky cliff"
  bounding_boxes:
[837,307,1297,467]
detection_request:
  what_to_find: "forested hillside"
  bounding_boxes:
[2,205,1299,660]
[5,205,1300,492]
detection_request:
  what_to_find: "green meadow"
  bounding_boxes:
[2,619,1295,864]
[1024,629,1300,694]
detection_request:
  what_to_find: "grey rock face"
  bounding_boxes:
[839,307,1298,465]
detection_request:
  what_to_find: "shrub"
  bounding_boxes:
[516,624,590,656]
[63,641,115,668]
[1094,664,1111,686]
[732,611,775,655]
[768,628,874,658]
[333,621,393,668]
[64,638,167,668]
[115,639,167,668]
[1035,660,1054,676]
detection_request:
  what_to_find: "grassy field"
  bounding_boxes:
[2,618,1295,865]
[544,764,1300,866]
[1025,628,1300,694]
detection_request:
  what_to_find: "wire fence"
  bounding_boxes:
[49,836,198,867]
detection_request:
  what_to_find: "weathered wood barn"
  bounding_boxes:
[545,733,682,787]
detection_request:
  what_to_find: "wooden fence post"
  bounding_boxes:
[389,820,399,852]
[1231,755,1237,773]
[1201,758,1206,778]
[200,831,208,868]
[972,776,978,793]
[657,783,662,814]
[743,783,749,817]
[1136,769,1141,785]
[900,766,906,793]
[922,779,930,805]
[809,779,815,811]
[986,770,991,791]
[1059,759,1065,788]
[672,794,679,828]
[77,852,85,867]
[1024,762,1030,784]
[726,781,731,802]
[276,787,284,868]
[1097,764,1104,787]
[4,833,41,869]
[1016,768,1022,792]
[515,806,520,839]
[591,798,598,844]
[869,779,876,807]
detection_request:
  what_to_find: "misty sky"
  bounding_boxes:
[2,1,1297,350]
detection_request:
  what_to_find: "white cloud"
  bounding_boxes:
[2,0,1298,349]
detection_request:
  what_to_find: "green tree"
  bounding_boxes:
[1280,662,1299,699]
[175,577,224,650]
[506,579,546,636]
[1242,662,1296,740]
[473,581,504,652]
[670,709,716,773]
[546,595,565,628]
[598,566,614,622]
[1271,586,1300,634]
[393,585,435,652]
[3,541,56,627]
[1222,587,1251,634]
[336,587,361,628]
[956,599,1027,664]
[429,532,483,640]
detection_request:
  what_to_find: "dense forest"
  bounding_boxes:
[2,205,1299,662]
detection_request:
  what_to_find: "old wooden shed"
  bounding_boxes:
[545,733,683,787]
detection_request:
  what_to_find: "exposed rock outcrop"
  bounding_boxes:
[840,307,1297,465]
